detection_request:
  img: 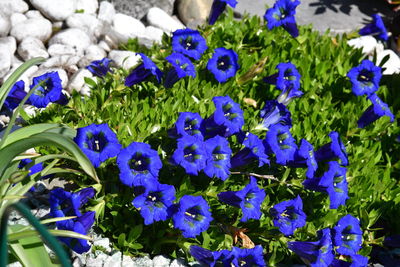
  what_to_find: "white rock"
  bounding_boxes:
[29,0,77,21]
[42,55,81,69]
[108,50,140,69]
[0,49,11,79]
[11,55,23,68]
[52,21,63,30]
[0,0,29,16]
[76,0,98,14]
[11,18,52,42]
[66,13,104,38]
[147,7,185,33]
[103,251,122,267]
[102,32,119,50]
[48,44,80,57]
[48,28,92,54]
[131,256,153,267]
[0,114,10,128]
[139,26,164,48]
[347,36,378,56]
[98,40,111,52]
[78,45,106,68]
[376,49,400,75]
[170,259,187,267]
[152,255,171,267]
[121,255,135,267]
[85,251,107,267]
[10,13,27,27]
[92,237,111,253]
[32,68,68,88]
[112,13,145,42]
[25,10,45,19]
[67,68,93,94]
[0,36,16,55]
[97,1,115,25]
[18,37,49,61]
[0,13,10,37]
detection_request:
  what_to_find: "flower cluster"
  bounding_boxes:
[264,0,301,37]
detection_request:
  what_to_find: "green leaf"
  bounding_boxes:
[127,225,142,242]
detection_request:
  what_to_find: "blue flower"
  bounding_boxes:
[207,47,239,83]
[288,139,318,179]
[164,53,196,88]
[231,132,269,169]
[347,60,381,97]
[208,0,238,25]
[168,112,204,140]
[315,131,348,166]
[4,80,27,110]
[125,53,163,86]
[333,214,363,256]
[172,195,213,238]
[259,99,292,129]
[218,177,265,222]
[28,72,64,108]
[204,135,232,181]
[57,211,95,254]
[229,245,266,267]
[171,135,207,176]
[357,93,394,128]
[288,228,334,267]
[190,246,232,267]
[132,180,176,225]
[359,14,388,41]
[117,142,162,187]
[270,195,306,236]
[332,254,368,267]
[18,158,43,177]
[74,123,122,168]
[171,29,208,60]
[264,0,301,37]
[263,124,297,165]
[86,58,112,77]
[201,95,244,138]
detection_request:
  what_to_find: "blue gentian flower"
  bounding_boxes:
[315,131,348,166]
[3,80,27,110]
[358,93,394,128]
[263,124,297,165]
[57,211,95,254]
[264,0,301,38]
[208,0,238,25]
[332,254,368,267]
[347,60,381,97]
[132,180,176,225]
[204,135,232,181]
[190,246,232,267]
[359,14,388,41]
[333,214,363,256]
[259,99,292,129]
[231,132,269,169]
[117,142,162,187]
[218,177,266,222]
[229,245,266,267]
[168,112,204,140]
[74,123,122,168]
[288,139,318,179]
[18,158,43,177]
[207,48,239,83]
[288,228,334,267]
[86,58,112,77]
[270,195,306,236]
[171,29,208,60]
[201,95,244,138]
[164,53,196,88]
[171,135,207,175]
[125,53,163,86]
[172,195,213,238]
[28,72,64,108]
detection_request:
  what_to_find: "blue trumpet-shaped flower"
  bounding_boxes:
[288,228,334,267]
[333,214,363,256]
[358,93,394,128]
[229,245,266,267]
[117,142,162,187]
[201,95,244,138]
[288,139,318,179]
[347,60,381,97]
[172,195,213,238]
[359,14,388,41]
[264,0,301,38]
[218,177,265,222]
[332,254,368,267]
[164,53,196,88]
[208,0,238,25]
[125,53,163,86]
[171,135,207,175]
[86,58,112,77]
[263,124,297,165]
[190,246,232,267]
[204,135,232,181]
[4,80,27,110]
[29,72,65,108]
[270,195,306,236]
[74,123,122,168]
[231,132,269,169]
[259,99,292,129]
[132,180,176,225]
[207,47,239,83]
[315,131,348,166]
[168,112,204,140]
[172,29,208,60]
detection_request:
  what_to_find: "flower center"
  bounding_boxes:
[181,37,198,51]
[129,153,150,172]
[86,132,107,152]
[217,56,231,71]
[184,206,204,225]
[183,145,200,163]
[358,70,373,83]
